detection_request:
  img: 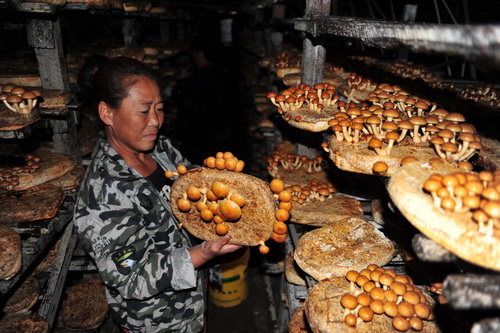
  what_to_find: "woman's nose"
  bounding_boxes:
[148,110,160,127]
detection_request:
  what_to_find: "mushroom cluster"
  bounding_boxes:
[203,152,245,172]
[0,153,43,190]
[0,83,41,114]
[341,264,434,331]
[266,178,293,251]
[460,83,499,108]
[176,180,246,239]
[385,61,442,88]
[423,170,500,236]
[273,178,336,206]
[273,51,301,70]
[425,282,448,304]
[340,73,378,103]
[267,82,340,116]
[266,153,325,178]
[326,93,481,163]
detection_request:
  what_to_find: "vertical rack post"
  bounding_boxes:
[297,0,331,157]
[26,17,70,91]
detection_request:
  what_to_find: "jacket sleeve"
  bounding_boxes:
[75,197,198,300]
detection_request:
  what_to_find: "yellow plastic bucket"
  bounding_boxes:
[208,247,250,307]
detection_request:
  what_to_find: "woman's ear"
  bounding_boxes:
[98,101,113,126]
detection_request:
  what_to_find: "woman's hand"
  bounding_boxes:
[189,234,242,268]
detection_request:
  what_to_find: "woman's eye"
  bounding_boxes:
[157,108,164,112]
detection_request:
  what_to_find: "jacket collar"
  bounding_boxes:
[97,138,143,180]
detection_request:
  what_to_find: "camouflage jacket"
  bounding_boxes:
[74,136,216,333]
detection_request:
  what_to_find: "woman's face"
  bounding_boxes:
[105,77,164,153]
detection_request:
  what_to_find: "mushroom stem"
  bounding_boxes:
[411,126,422,143]
[397,129,409,142]
[452,141,470,160]
[3,100,17,112]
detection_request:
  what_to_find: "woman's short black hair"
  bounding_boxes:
[78,56,160,109]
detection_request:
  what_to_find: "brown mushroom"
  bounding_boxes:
[372,161,389,176]
[368,138,385,155]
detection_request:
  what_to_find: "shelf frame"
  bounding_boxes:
[294,16,500,69]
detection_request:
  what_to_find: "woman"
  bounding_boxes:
[74,56,241,333]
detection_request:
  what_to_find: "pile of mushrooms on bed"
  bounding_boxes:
[0,83,41,114]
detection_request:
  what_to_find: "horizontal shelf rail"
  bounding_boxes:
[295,16,500,68]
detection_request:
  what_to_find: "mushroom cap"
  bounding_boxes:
[403,291,421,305]
[384,301,399,317]
[423,179,442,192]
[431,108,449,117]
[370,269,383,282]
[473,209,490,223]
[275,95,286,102]
[441,142,459,153]
[483,200,500,218]
[437,129,454,140]
[383,101,395,109]
[379,273,395,286]
[458,132,476,142]
[445,112,466,123]
[414,100,429,109]
[390,281,407,295]
[414,303,432,319]
[398,120,413,130]
[384,289,399,302]
[6,94,22,103]
[392,316,410,331]
[469,141,482,149]
[460,123,476,133]
[382,121,398,131]
[370,299,385,314]
[351,122,364,130]
[340,294,358,309]
[458,161,474,171]
[0,93,9,100]
[356,275,370,287]
[370,287,386,300]
[385,131,399,141]
[358,306,375,322]
[401,156,419,165]
[409,116,426,125]
[368,138,383,148]
[328,118,339,126]
[339,119,351,127]
[11,87,25,95]
[409,316,424,331]
[357,293,372,307]
[397,301,415,318]
[347,107,361,116]
[367,115,382,124]
[21,91,36,99]
[373,161,389,173]
[267,92,277,98]
[383,109,400,119]
[345,270,359,282]
[2,83,16,93]
[445,123,463,134]
[425,115,440,125]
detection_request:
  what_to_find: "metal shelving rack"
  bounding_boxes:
[271,0,500,331]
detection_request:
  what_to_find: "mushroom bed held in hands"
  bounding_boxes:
[340,264,435,331]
